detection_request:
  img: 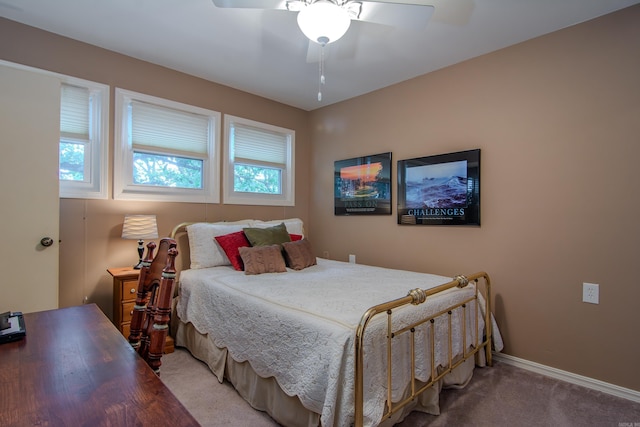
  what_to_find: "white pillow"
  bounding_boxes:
[248,218,304,237]
[186,221,253,269]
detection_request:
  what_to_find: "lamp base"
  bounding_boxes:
[134,239,145,269]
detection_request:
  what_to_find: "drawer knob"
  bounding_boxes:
[130,288,136,294]
[130,310,134,315]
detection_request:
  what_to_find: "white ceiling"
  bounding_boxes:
[1,0,638,111]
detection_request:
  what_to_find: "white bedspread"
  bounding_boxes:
[177,258,501,427]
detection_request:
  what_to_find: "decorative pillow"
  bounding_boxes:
[186,221,252,269]
[243,223,291,247]
[239,245,287,275]
[214,231,251,271]
[289,234,303,241]
[248,218,304,237]
[282,238,317,270]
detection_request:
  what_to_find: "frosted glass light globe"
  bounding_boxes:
[297,1,351,45]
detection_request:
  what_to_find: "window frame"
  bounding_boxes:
[222,115,295,206]
[114,88,221,203]
[59,77,109,199]
[0,61,109,200]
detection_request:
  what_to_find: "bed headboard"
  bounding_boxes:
[169,218,305,277]
[169,222,193,277]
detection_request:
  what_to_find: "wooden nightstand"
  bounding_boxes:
[108,267,174,353]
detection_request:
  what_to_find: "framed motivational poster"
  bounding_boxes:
[397,149,480,226]
[334,152,392,215]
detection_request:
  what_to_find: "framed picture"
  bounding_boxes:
[334,152,392,215]
[397,149,480,226]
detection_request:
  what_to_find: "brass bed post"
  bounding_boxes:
[481,272,493,366]
[355,297,415,427]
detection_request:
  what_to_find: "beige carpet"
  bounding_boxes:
[160,348,640,426]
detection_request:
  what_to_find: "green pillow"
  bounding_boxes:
[243,223,291,247]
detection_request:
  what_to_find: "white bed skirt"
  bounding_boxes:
[175,319,477,427]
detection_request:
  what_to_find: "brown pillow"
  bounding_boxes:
[238,245,287,275]
[282,238,317,271]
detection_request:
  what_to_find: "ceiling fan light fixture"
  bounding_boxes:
[297,1,351,45]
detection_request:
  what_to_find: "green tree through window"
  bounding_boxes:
[59,142,85,181]
[133,152,203,189]
[234,164,281,194]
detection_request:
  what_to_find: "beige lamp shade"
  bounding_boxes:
[121,215,159,240]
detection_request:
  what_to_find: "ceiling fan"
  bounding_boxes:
[210,0,469,101]
[212,0,435,44]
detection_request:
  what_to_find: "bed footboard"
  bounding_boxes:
[354,272,493,427]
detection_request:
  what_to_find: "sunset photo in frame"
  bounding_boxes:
[334,152,392,215]
[397,149,480,225]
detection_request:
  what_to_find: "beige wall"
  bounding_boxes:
[1,4,639,394]
[0,18,311,318]
[309,5,640,392]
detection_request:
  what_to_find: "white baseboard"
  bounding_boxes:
[492,353,640,403]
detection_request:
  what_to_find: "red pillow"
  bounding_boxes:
[289,234,303,241]
[214,231,251,271]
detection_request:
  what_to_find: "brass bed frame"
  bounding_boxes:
[170,223,494,427]
[354,271,493,426]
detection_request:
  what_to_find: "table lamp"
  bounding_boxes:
[121,214,159,269]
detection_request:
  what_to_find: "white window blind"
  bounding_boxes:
[58,76,109,200]
[131,100,210,157]
[60,84,90,141]
[114,88,221,203]
[232,123,288,166]
[223,114,295,206]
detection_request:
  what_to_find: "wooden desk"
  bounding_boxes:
[0,304,199,426]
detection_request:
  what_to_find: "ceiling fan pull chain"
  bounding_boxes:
[318,43,326,102]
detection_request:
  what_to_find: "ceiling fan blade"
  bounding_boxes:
[211,0,287,9]
[358,2,434,30]
[0,1,23,12]
[356,0,432,5]
[305,23,360,63]
[430,0,475,26]
[306,40,321,63]
[334,21,360,60]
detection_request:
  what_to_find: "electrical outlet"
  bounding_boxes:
[349,254,356,264]
[582,283,599,304]
[323,251,329,259]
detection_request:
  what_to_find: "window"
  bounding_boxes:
[223,115,295,206]
[114,89,221,203]
[59,78,109,199]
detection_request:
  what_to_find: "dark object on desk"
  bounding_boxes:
[0,311,26,344]
[0,311,10,330]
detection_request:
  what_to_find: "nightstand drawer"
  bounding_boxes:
[122,301,136,323]
[121,279,138,302]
